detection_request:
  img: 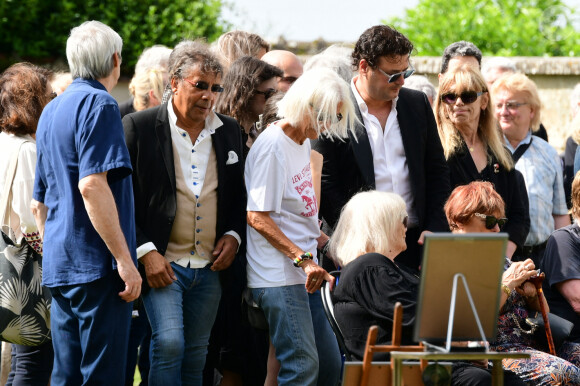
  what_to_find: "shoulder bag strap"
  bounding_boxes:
[0,140,29,225]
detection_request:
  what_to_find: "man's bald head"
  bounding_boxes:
[261,50,303,92]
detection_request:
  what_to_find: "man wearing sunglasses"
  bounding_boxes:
[122,40,245,384]
[312,25,451,271]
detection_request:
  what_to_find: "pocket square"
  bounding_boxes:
[226,150,239,165]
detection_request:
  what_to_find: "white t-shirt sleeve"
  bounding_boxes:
[247,151,285,213]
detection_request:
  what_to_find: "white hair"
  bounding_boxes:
[481,57,517,81]
[304,53,353,83]
[66,20,122,80]
[329,191,408,266]
[403,75,436,102]
[276,67,356,140]
[135,45,172,73]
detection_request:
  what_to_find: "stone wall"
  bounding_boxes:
[413,57,580,153]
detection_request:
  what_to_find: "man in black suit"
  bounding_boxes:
[312,25,450,270]
[122,40,245,384]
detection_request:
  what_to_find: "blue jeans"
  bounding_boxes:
[143,263,221,386]
[50,270,132,386]
[252,285,341,386]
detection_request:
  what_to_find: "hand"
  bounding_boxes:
[211,234,239,271]
[502,259,537,291]
[515,281,537,298]
[117,258,142,302]
[302,260,334,293]
[141,250,176,288]
[417,230,432,245]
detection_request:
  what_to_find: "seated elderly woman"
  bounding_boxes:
[245,67,356,386]
[445,181,580,385]
[330,190,525,385]
[435,65,530,260]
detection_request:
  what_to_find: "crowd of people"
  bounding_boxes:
[1,18,580,386]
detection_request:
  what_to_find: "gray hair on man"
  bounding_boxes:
[276,67,356,140]
[168,40,223,82]
[304,52,353,83]
[440,41,482,74]
[329,191,408,266]
[481,57,517,84]
[403,75,436,105]
[66,20,122,80]
[135,45,172,73]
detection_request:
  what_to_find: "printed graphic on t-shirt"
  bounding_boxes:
[292,163,317,217]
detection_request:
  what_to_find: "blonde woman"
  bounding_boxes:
[435,65,529,259]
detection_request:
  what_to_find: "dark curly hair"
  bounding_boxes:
[351,25,413,69]
[215,56,282,126]
[0,62,53,135]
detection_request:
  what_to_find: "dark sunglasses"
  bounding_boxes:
[473,213,508,229]
[402,215,408,228]
[254,88,277,100]
[376,66,415,83]
[441,91,484,105]
[183,78,224,93]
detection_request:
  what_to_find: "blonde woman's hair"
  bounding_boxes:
[276,67,356,140]
[491,72,542,133]
[212,30,269,72]
[129,67,166,111]
[435,65,513,171]
[571,171,580,220]
[329,191,407,266]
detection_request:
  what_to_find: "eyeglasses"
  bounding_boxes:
[473,213,508,229]
[183,78,224,93]
[280,76,298,84]
[441,91,485,105]
[402,215,408,228]
[495,102,528,112]
[375,66,415,83]
[254,88,277,100]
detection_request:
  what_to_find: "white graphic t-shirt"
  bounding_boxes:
[245,123,319,288]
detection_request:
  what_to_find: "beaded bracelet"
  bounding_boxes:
[293,252,313,267]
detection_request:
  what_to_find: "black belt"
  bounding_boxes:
[516,240,548,257]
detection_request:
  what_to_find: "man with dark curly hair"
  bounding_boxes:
[312,25,451,270]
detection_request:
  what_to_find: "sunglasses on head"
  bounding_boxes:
[441,91,484,105]
[473,213,508,229]
[376,66,415,83]
[183,78,224,93]
[254,88,277,100]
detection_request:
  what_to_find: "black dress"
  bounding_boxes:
[446,142,530,248]
[333,253,419,361]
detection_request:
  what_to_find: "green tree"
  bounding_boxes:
[0,0,228,74]
[386,0,580,56]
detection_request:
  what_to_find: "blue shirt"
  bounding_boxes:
[506,131,568,246]
[33,78,137,287]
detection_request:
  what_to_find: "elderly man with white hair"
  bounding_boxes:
[32,20,141,385]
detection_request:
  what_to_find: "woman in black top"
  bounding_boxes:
[435,65,529,259]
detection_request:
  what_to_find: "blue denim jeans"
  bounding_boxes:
[143,262,221,386]
[50,270,132,386]
[252,285,341,386]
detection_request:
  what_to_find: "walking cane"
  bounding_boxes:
[527,271,556,356]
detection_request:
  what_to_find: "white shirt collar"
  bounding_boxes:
[350,76,399,114]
